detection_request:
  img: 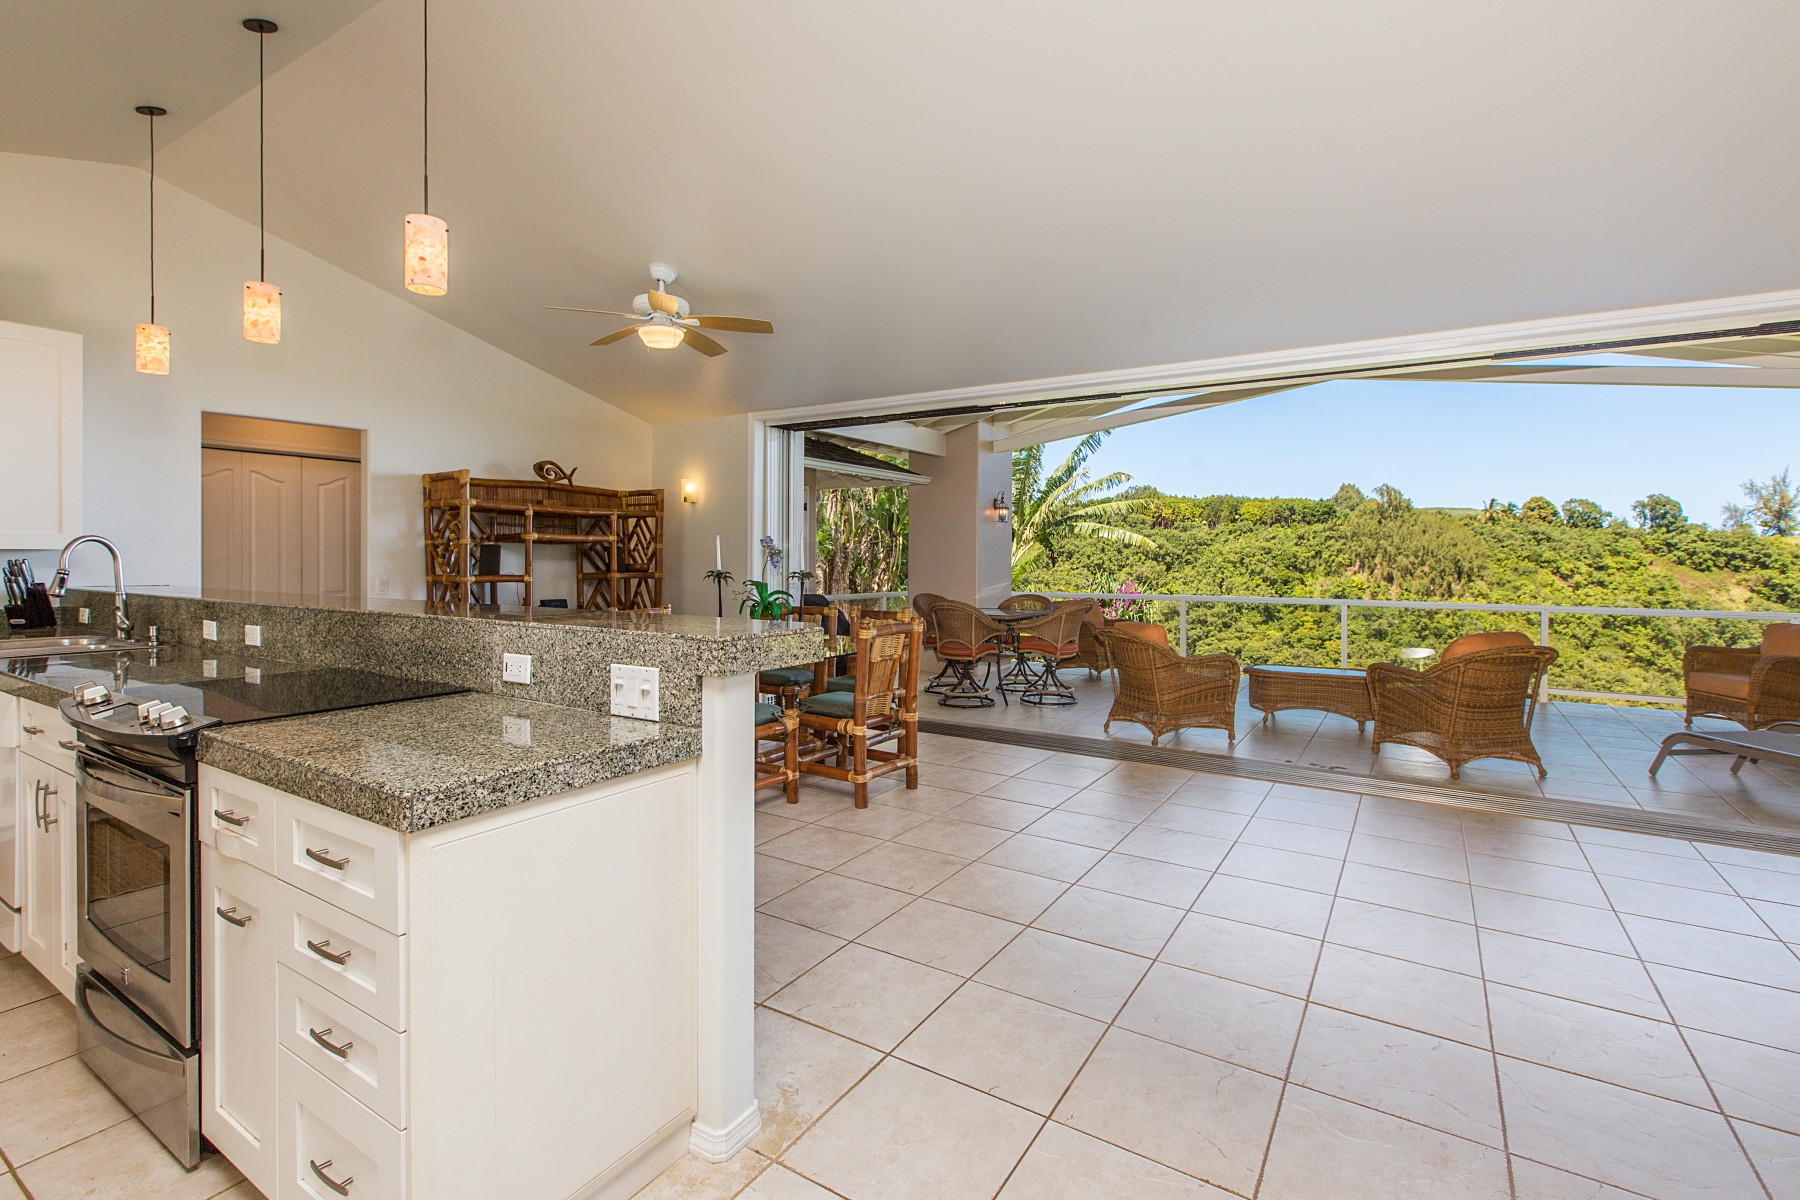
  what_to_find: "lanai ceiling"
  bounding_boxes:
[7,1,1800,425]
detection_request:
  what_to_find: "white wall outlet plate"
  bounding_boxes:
[244,666,262,684]
[503,716,532,746]
[243,624,261,647]
[610,664,661,721]
[78,608,89,624]
[503,653,533,685]
[202,620,218,641]
[202,660,218,678]
[375,577,389,596]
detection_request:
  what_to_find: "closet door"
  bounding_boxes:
[242,453,303,596]
[201,449,244,594]
[301,459,362,602]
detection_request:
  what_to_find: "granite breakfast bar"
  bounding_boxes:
[9,590,825,1199]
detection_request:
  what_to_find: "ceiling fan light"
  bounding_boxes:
[637,323,685,350]
[404,212,448,295]
[135,323,170,375]
[243,280,282,344]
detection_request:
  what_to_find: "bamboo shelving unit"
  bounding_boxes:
[423,470,664,610]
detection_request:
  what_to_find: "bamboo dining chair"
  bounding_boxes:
[753,701,799,804]
[796,613,922,807]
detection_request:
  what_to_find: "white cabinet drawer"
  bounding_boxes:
[202,849,278,1200]
[278,1048,406,1200]
[278,966,407,1129]
[273,880,407,1033]
[18,698,76,772]
[275,792,405,935]
[199,766,278,873]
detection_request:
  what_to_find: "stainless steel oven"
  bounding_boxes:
[74,747,200,1167]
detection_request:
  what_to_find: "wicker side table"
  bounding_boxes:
[1246,664,1374,732]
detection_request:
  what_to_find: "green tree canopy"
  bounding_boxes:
[1010,432,1157,584]
[1521,496,1561,524]
[1632,493,1685,532]
[1561,498,1610,529]
[1742,468,1800,537]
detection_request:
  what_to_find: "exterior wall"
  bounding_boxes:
[650,412,756,616]
[0,151,650,601]
[906,422,1012,606]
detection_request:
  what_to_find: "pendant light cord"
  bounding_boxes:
[258,28,266,282]
[422,0,430,215]
[148,113,156,325]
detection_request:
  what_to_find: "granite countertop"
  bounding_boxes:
[0,644,311,708]
[197,692,700,832]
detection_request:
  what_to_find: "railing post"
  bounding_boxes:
[1340,603,1350,668]
[1540,608,1551,702]
[1178,599,1188,657]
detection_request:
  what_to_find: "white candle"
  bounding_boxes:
[715,535,722,571]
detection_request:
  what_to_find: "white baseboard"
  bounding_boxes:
[688,1102,762,1163]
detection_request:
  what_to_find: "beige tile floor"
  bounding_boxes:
[0,952,252,1200]
[640,730,1800,1200]
[928,672,1800,832]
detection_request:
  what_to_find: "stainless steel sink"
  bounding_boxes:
[0,636,151,659]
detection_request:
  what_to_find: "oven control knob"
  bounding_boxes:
[140,702,172,724]
[158,707,189,729]
[74,684,108,706]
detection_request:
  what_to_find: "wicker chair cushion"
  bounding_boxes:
[1763,623,1800,657]
[1018,636,1080,656]
[1109,621,1168,647]
[798,690,857,718]
[759,666,815,688]
[825,675,856,692]
[1442,631,1533,661]
[755,702,784,726]
[1689,670,1752,700]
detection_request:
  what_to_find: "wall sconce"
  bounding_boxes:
[681,478,700,505]
[994,493,1010,524]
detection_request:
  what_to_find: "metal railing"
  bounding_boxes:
[827,589,1798,707]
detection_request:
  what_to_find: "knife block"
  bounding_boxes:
[5,584,57,631]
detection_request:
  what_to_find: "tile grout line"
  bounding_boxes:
[1571,836,1780,1200]
[0,1145,36,1200]
[1465,807,1518,1200]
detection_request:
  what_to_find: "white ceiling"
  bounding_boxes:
[10,1,1800,425]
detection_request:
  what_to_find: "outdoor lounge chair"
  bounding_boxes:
[1064,602,1111,678]
[1367,632,1557,779]
[1095,628,1239,745]
[1681,622,1800,730]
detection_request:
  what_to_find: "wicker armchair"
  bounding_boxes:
[1013,604,1087,705]
[998,593,1054,614]
[911,591,953,693]
[1682,623,1800,730]
[930,600,1009,707]
[1095,629,1240,745]
[1064,602,1111,678]
[796,614,921,807]
[1368,641,1558,779]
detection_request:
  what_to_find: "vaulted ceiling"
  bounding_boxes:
[8,1,1800,424]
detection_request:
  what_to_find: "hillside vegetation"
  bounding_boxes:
[1013,484,1800,700]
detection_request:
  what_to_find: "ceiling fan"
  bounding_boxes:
[545,263,773,356]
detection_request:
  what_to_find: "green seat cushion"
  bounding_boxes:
[825,675,856,693]
[759,666,815,688]
[754,702,784,726]
[797,690,856,718]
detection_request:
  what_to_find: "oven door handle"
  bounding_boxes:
[75,757,184,809]
[75,974,186,1069]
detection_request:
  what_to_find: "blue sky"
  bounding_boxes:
[1047,370,1793,525]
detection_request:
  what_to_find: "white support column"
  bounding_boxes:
[907,422,1013,606]
[690,671,760,1161]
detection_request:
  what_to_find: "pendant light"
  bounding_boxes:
[133,105,170,374]
[242,18,282,344]
[403,0,448,295]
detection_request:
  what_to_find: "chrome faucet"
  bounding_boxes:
[49,536,131,641]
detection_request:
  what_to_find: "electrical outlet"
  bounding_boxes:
[503,653,533,685]
[202,620,218,641]
[375,577,389,596]
[78,608,90,624]
[503,716,532,746]
[244,624,262,647]
[244,666,262,684]
[610,664,661,721]
[202,659,218,678]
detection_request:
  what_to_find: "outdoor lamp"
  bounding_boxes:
[994,493,1011,523]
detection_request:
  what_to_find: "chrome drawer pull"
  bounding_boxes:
[58,739,80,751]
[305,846,350,871]
[310,1159,354,1196]
[216,906,252,927]
[307,938,351,965]
[21,725,43,735]
[309,1026,354,1059]
[215,809,251,827]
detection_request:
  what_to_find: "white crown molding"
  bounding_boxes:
[757,287,1800,425]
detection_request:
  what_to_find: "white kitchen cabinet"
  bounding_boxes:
[18,753,76,1000]
[0,320,82,548]
[1,692,19,954]
[197,760,700,1200]
[202,846,278,1199]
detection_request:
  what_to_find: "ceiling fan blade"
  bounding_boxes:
[590,326,642,346]
[544,306,640,317]
[689,316,774,334]
[682,328,728,357]
[646,290,681,316]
